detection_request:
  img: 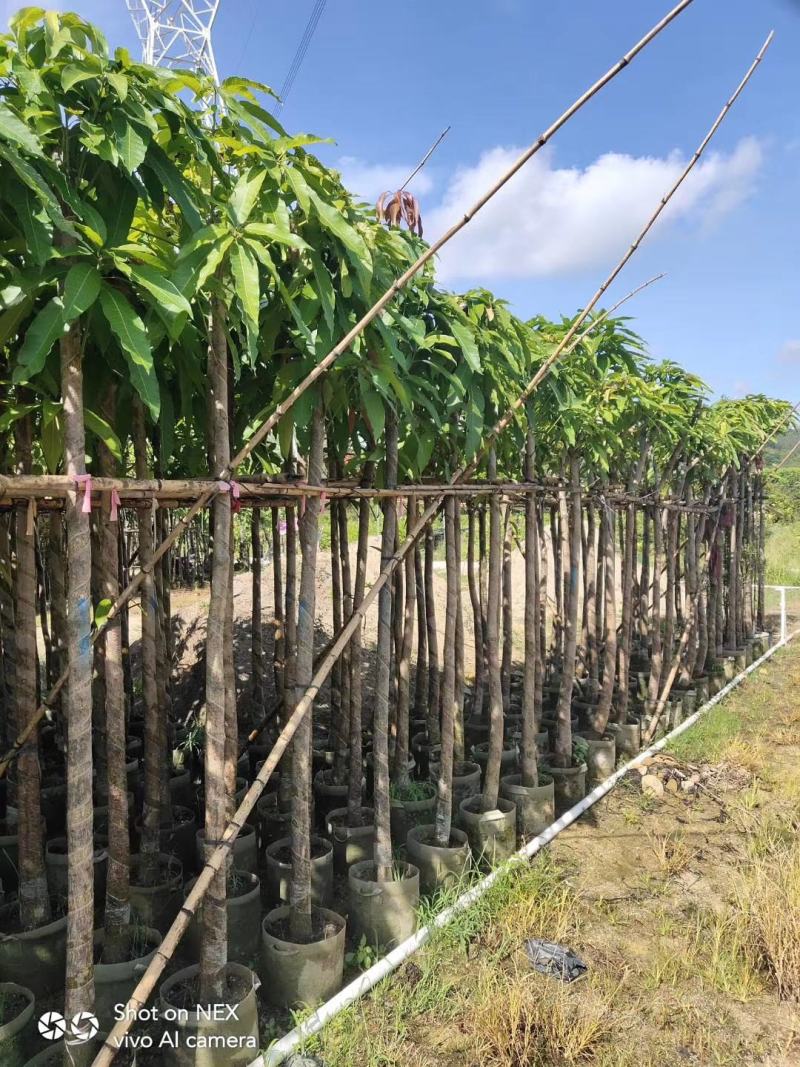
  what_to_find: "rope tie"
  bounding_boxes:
[217,480,243,514]
[109,489,121,523]
[73,474,92,514]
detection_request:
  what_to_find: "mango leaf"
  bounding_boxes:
[0,102,42,156]
[360,385,386,441]
[106,71,128,100]
[5,182,52,265]
[143,145,203,231]
[244,222,308,251]
[127,263,192,318]
[228,167,267,226]
[93,598,113,629]
[450,320,481,373]
[113,114,149,175]
[61,64,97,91]
[229,241,260,327]
[41,400,63,473]
[62,263,102,323]
[0,402,38,433]
[85,408,123,461]
[98,284,160,418]
[13,297,65,382]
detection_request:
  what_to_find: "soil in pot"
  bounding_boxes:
[264,835,333,909]
[93,924,161,1031]
[129,853,183,934]
[500,773,554,840]
[457,795,516,869]
[405,825,471,895]
[195,822,257,877]
[575,731,616,786]
[326,807,375,875]
[390,780,437,842]
[0,981,35,1067]
[471,741,518,784]
[159,962,260,1067]
[184,869,261,969]
[541,759,587,816]
[260,905,345,1009]
[606,716,641,758]
[347,861,419,950]
[313,770,350,830]
[0,901,66,998]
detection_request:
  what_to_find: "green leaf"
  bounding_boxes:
[228,168,267,226]
[5,182,52,266]
[41,400,63,473]
[113,114,149,175]
[143,145,203,231]
[62,264,102,323]
[450,320,481,373]
[99,174,137,247]
[244,222,308,250]
[106,71,128,100]
[85,408,123,461]
[229,241,260,327]
[0,102,42,156]
[127,263,192,318]
[0,402,38,434]
[93,598,113,629]
[61,64,96,91]
[98,285,160,418]
[13,297,65,382]
[360,386,386,441]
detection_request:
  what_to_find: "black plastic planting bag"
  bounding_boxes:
[524,938,588,982]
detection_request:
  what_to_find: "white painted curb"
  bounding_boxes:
[256,631,795,1066]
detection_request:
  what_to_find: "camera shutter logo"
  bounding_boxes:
[70,1011,100,1042]
[38,1012,68,1041]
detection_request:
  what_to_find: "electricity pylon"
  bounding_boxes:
[125,1,221,83]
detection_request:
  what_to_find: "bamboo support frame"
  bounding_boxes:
[0,0,691,794]
[91,27,774,1063]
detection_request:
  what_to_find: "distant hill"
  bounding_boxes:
[765,429,800,469]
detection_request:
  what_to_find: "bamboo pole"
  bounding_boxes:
[91,33,769,1063]
[9,3,692,801]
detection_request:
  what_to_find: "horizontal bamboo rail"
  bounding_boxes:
[93,27,774,1064]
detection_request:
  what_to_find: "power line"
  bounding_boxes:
[277,0,327,111]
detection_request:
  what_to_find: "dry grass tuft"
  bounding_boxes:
[737,836,800,1000]
[647,829,693,877]
[469,965,618,1066]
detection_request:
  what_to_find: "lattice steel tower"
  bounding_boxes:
[126,1,221,83]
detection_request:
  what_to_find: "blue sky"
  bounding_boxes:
[4,1,799,401]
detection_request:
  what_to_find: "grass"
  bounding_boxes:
[309,639,800,1067]
[765,520,800,585]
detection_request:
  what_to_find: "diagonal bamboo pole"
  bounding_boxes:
[0,0,694,782]
[91,33,771,1064]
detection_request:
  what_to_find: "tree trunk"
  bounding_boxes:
[348,467,373,824]
[593,498,617,735]
[373,415,398,881]
[501,506,513,713]
[14,411,51,930]
[483,451,504,809]
[200,297,230,1002]
[289,406,324,938]
[61,317,95,1032]
[434,494,458,845]
[584,501,598,701]
[424,521,440,743]
[97,384,129,963]
[554,455,581,767]
[270,508,285,702]
[520,423,539,788]
[251,509,265,719]
[467,504,485,721]
[392,497,416,786]
[133,401,164,880]
[413,535,428,722]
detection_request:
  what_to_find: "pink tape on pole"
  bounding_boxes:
[217,480,243,514]
[320,492,327,513]
[110,489,121,523]
[73,474,92,514]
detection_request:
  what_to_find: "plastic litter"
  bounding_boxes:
[524,939,587,982]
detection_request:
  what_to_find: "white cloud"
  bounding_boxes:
[777,340,800,365]
[335,155,435,205]
[425,137,763,282]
